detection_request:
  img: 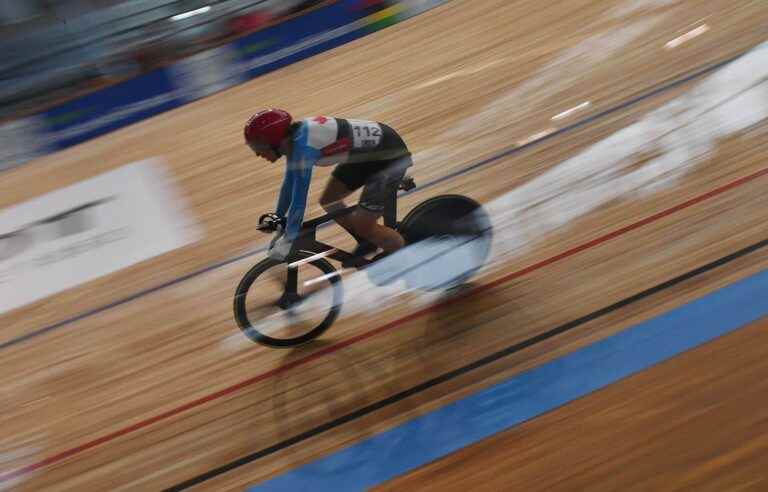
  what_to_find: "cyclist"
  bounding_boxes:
[244,108,412,261]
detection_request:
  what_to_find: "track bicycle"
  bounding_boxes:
[233,176,492,348]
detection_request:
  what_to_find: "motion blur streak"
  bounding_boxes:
[442,0,677,145]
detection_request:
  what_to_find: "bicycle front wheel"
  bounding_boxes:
[233,252,343,348]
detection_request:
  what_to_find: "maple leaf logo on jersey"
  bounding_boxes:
[313,116,329,124]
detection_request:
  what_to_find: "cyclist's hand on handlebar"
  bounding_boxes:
[257,213,285,233]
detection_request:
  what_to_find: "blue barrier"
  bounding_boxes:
[44,69,181,150]
[0,0,451,171]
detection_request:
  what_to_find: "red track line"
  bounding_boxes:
[2,166,767,483]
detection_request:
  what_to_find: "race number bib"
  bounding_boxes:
[348,120,382,149]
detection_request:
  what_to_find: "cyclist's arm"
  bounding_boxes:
[282,124,318,240]
[284,156,313,240]
[275,171,293,218]
[274,123,307,225]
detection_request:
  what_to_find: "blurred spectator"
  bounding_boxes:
[288,0,327,14]
[0,0,398,120]
[228,9,273,36]
[349,0,397,12]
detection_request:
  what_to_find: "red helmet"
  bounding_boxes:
[244,109,292,147]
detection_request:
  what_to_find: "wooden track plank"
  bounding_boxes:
[1,0,768,490]
[5,147,767,490]
[375,315,768,492]
[2,0,765,334]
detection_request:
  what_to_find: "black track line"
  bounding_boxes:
[164,237,768,490]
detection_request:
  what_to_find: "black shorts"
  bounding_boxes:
[332,154,412,213]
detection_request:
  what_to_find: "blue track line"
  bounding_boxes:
[248,266,768,491]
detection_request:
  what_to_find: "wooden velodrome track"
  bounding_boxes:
[2,0,768,490]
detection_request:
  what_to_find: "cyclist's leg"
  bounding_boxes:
[319,164,375,252]
[349,207,404,253]
[319,176,354,222]
[353,157,411,253]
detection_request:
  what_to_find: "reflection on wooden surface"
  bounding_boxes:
[377,315,768,492]
[1,0,767,489]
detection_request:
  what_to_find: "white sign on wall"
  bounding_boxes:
[169,44,244,102]
[0,158,202,313]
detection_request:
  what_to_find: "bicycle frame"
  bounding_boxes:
[287,182,400,267]
[236,178,494,347]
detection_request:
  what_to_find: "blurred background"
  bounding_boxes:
[0,0,402,170]
[0,0,333,119]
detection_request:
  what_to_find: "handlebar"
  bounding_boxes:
[257,213,286,233]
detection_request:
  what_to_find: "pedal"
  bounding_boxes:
[342,255,370,269]
[342,241,377,268]
[352,241,377,257]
